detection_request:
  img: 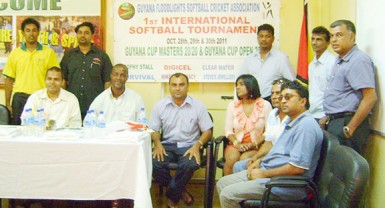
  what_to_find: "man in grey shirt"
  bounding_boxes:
[322,20,377,155]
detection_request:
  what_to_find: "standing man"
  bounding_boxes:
[89,64,145,123]
[323,20,377,155]
[60,22,112,119]
[217,82,323,207]
[21,67,81,129]
[308,26,336,121]
[239,24,295,101]
[149,73,213,208]
[3,17,59,125]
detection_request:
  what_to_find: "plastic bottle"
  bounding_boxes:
[83,110,94,138]
[97,111,106,128]
[23,108,35,136]
[34,109,45,136]
[136,107,147,125]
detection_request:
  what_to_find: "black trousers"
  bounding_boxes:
[326,114,370,155]
[11,92,30,125]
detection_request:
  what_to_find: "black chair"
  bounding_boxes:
[240,130,370,208]
[0,104,11,125]
[213,135,229,177]
[157,112,215,208]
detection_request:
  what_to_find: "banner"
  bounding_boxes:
[114,0,281,82]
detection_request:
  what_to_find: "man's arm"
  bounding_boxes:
[247,141,273,168]
[4,77,14,114]
[345,88,377,137]
[248,163,305,180]
[184,129,212,165]
[151,131,168,162]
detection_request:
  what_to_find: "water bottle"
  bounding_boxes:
[83,110,94,138]
[97,111,106,128]
[34,108,46,136]
[136,107,147,125]
[97,111,106,138]
[22,108,35,136]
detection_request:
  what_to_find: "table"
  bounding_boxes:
[0,126,153,208]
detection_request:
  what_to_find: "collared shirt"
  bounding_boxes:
[323,45,376,114]
[21,88,82,128]
[264,108,290,145]
[259,112,323,199]
[3,43,59,94]
[148,95,213,148]
[89,87,145,123]
[308,50,336,118]
[60,46,113,114]
[239,48,296,98]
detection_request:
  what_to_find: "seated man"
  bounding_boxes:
[21,66,81,128]
[217,81,323,208]
[233,78,291,173]
[148,73,213,208]
[89,64,145,123]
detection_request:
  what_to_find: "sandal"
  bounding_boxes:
[167,199,178,208]
[181,190,194,206]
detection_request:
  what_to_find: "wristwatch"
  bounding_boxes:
[343,126,351,138]
[233,140,239,146]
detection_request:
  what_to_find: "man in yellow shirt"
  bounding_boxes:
[3,17,59,125]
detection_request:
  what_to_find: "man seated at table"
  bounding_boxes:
[148,73,213,208]
[217,81,323,207]
[21,66,81,129]
[88,63,145,123]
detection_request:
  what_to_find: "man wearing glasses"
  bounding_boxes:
[217,81,323,208]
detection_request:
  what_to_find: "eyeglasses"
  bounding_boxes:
[278,94,301,101]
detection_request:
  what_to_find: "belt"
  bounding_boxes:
[327,112,354,121]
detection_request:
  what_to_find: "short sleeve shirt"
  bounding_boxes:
[323,45,375,114]
[60,46,112,114]
[148,96,213,148]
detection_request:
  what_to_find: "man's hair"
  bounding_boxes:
[272,78,291,90]
[169,73,189,84]
[21,18,40,31]
[236,74,261,100]
[46,66,63,79]
[75,22,95,34]
[281,81,310,109]
[312,26,331,41]
[113,63,128,75]
[257,24,274,36]
[330,19,356,34]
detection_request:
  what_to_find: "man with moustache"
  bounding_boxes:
[149,73,213,208]
[89,64,145,123]
[322,20,377,155]
[60,22,112,119]
[22,67,81,128]
[239,24,295,101]
[3,17,59,125]
[217,81,323,208]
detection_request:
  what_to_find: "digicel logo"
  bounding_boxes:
[0,0,61,11]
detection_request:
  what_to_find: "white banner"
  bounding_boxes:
[114,0,281,82]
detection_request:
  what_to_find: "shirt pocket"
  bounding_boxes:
[89,61,102,78]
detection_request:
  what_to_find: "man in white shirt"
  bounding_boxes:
[239,24,295,101]
[89,64,145,123]
[308,26,336,121]
[22,67,81,129]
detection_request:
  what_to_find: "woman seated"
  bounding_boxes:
[223,74,272,175]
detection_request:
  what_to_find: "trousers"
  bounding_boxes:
[152,143,200,204]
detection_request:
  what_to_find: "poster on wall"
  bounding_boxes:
[114,0,281,82]
[0,0,101,85]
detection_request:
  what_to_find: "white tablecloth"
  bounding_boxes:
[0,127,153,208]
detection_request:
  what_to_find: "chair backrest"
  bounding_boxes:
[0,104,11,125]
[316,131,370,208]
